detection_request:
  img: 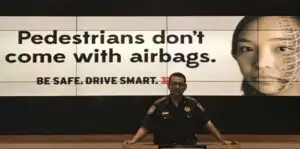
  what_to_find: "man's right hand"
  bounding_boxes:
[123,140,136,146]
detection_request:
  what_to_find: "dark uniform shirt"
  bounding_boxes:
[141,96,210,145]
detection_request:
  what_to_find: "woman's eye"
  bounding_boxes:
[276,46,293,53]
[239,46,253,52]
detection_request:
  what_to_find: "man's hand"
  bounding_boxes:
[222,140,239,145]
[123,139,136,146]
[123,127,148,147]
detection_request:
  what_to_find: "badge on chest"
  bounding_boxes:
[184,106,191,113]
[161,111,170,119]
[184,106,193,119]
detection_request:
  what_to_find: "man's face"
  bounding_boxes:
[168,76,187,95]
[235,16,300,95]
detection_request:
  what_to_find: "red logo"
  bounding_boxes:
[161,76,168,84]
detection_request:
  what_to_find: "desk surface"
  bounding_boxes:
[124,143,241,149]
[0,142,299,149]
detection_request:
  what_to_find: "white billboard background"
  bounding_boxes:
[0,16,244,96]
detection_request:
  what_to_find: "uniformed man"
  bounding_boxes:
[124,72,235,145]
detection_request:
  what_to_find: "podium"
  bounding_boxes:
[123,143,241,149]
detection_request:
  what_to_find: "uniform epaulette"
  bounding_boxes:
[154,96,167,104]
[186,96,205,111]
[186,96,198,103]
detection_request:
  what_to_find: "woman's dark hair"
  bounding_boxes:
[231,16,258,59]
[231,16,262,95]
[241,80,266,96]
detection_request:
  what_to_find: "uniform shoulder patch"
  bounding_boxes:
[186,96,198,102]
[147,105,156,115]
[197,103,205,111]
[154,97,167,104]
[186,96,205,111]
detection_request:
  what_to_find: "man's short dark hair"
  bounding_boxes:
[168,72,186,84]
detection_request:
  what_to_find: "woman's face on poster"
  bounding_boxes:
[235,16,300,95]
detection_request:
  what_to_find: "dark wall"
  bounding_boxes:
[0,0,299,16]
[0,96,299,135]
